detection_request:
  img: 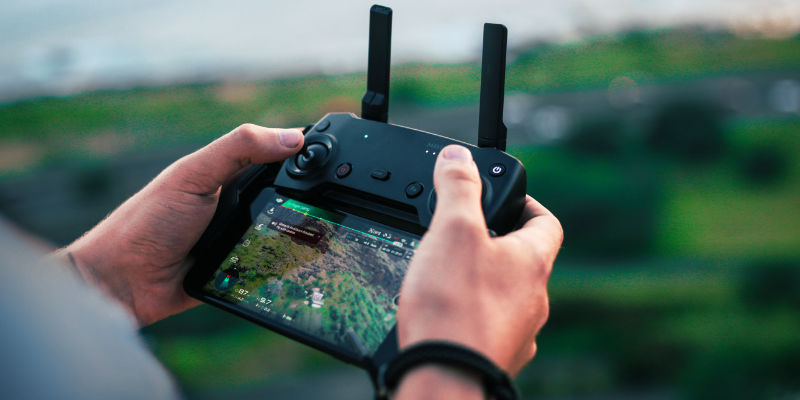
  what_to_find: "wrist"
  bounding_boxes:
[380,341,518,400]
[398,320,512,374]
[394,365,483,400]
[51,248,85,282]
[58,241,141,325]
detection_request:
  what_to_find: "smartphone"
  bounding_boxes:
[184,168,421,368]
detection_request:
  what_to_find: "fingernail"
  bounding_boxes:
[442,145,472,161]
[278,129,302,148]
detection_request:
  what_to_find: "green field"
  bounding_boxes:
[2,29,800,175]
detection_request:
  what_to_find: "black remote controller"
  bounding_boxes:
[275,111,526,235]
[184,4,527,379]
[274,6,526,236]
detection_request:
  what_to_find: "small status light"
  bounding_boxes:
[364,134,369,139]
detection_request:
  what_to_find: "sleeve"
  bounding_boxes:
[0,218,181,400]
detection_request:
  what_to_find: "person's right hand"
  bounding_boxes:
[395,144,563,398]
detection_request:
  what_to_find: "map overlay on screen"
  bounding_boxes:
[203,194,419,356]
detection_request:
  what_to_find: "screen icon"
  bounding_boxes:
[213,268,240,291]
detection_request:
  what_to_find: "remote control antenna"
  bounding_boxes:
[361,5,392,123]
[478,23,508,151]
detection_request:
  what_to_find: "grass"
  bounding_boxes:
[510,30,800,92]
[658,119,800,258]
[549,261,738,308]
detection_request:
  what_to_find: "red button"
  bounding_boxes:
[336,163,352,178]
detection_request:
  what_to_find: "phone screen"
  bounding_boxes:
[201,191,419,357]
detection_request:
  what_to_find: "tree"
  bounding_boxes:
[647,99,726,163]
[330,307,340,322]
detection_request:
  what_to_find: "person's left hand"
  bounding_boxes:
[59,124,304,326]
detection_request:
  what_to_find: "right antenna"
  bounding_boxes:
[361,5,392,123]
[477,23,508,151]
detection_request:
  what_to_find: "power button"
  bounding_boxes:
[488,163,506,177]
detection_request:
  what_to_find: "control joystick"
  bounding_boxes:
[296,143,329,170]
[286,134,335,176]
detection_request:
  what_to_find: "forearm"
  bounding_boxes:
[394,365,484,400]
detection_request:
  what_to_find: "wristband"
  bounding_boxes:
[375,341,518,400]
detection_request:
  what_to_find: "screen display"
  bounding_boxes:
[202,192,419,357]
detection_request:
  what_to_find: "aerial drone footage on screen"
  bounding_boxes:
[203,191,419,356]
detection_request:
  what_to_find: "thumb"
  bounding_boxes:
[429,145,487,235]
[169,124,304,195]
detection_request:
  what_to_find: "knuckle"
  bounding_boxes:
[550,215,565,245]
[531,251,554,280]
[445,183,479,202]
[232,123,260,144]
[509,240,552,281]
[439,214,486,241]
[438,162,480,185]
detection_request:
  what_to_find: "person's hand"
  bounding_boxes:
[58,124,304,326]
[395,145,563,399]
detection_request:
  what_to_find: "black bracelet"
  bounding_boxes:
[375,341,518,400]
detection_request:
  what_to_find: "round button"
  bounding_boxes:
[488,163,506,177]
[315,120,331,132]
[336,163,352,178]
[405,182,423,198]
[371,169,390,181]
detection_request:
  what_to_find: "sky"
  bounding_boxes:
[0,0,798,101]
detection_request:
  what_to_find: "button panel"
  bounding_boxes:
[274,113,528,236]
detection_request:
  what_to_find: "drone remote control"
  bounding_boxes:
[184,4,527,377]
[276,6,525,235]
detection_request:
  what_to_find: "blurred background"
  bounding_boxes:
[1,0,799,399]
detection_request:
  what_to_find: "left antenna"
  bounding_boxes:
[361,5,392,123]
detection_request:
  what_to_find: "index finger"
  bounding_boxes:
[502,195,564,260]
